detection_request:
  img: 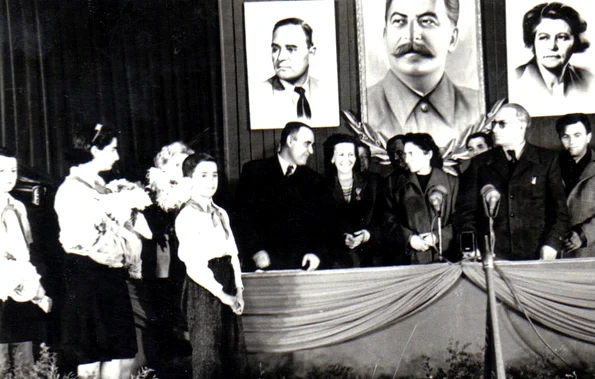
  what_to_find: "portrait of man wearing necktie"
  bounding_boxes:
[245,2,340,130]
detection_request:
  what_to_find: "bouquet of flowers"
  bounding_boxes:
[96,179,153,279]
[146,166,192,212]
[0,254,52,312]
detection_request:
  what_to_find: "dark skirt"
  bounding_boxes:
[61,254,137,365]
[182,256,249,379]
[0,299,45,343]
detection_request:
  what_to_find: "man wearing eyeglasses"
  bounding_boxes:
[455,103,568,261]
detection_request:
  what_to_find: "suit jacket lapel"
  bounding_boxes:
[331,177,345,203]
[568,151,595,201]
[406,171,432,231]
[426,169,446,194]
[486,148,509,181]
[512,144,539,180]
[577,151,595,183]
[270,156,285,180]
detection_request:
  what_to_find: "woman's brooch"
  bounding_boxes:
[355,187,362,201]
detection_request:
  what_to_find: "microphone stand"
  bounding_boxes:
[484,206,505,378]
[436,211,443,261]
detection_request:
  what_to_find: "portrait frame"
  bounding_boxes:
[355,0,487,149]
[244,0,341,130]
[506,0,595,117]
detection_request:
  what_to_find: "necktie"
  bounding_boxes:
[206,204,229,239]
[295,87,312,119]
[285,165,295,177]
[507,150,517,175]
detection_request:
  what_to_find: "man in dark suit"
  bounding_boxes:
[456,103,568,260]
[235,122,329,270]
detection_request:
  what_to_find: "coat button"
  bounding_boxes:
[510,194,514,199]
[510,213,515,217]
[420,102,429,112]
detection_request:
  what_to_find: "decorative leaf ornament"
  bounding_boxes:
[342,98,507,176]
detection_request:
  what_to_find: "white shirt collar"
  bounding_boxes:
[69,165,105,187]
[277,154,294,176]
[279,75,310,95]
[504,141,526,161]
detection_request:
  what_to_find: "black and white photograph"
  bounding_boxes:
[1,0,595,378]
[357,0,486,149]
[244,0,340,130]
[507,0,595,117]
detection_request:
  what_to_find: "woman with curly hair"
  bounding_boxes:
[513,2,594,115]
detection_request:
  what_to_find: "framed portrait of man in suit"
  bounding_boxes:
[356,0,486,150]
[506,0,595,117]
[244,0,340,130]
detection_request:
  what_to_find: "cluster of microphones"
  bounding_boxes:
[427,183,502,260]
[426,184,501,219]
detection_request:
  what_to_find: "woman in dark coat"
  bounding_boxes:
[384,133,458,264]
[323,134,381,267]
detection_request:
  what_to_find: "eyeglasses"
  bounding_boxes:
[489,119,518,131]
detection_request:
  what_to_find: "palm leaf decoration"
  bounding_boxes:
[342,98,507,175]
[342,110,389,164]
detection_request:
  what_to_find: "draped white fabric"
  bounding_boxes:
[242,264,462,353]
[462,258,595,344]
[242,259,595,353]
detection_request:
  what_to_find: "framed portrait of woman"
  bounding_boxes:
[244,0,340,130]
[356,0,486,150]
[506,0,595,117]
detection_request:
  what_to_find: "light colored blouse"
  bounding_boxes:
[175,199,243,297]
[54,165,142,276]
[0,195,43,303]
[1,195,32,261]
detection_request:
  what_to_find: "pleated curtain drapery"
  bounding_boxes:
[0,0,224,181]
[242,264,462,352]
[241,259,595,353]
[463,259,595,344]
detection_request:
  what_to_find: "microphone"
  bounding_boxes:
[428,185,448,215]
[480,184,501,218]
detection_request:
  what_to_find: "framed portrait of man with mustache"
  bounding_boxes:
[506,0,595,117]
[357,0,486,151]
[244,0,340,130]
